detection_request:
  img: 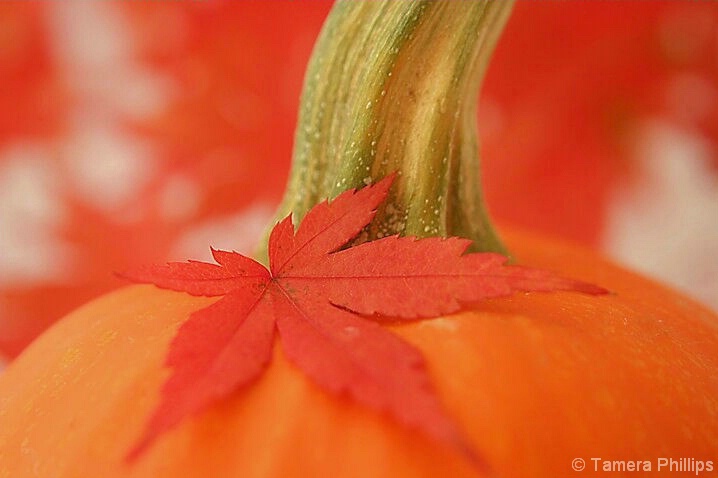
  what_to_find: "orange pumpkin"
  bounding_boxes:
[1,2,717,477]
[0,228,716,477]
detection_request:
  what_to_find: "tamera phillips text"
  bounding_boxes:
[588,457,713,475]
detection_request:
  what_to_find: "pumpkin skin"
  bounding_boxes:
[0,228,716,478]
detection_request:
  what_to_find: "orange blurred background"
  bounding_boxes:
[1,0,717,362]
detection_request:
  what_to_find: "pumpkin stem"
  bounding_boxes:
[264,0,513,258]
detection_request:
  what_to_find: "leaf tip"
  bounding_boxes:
[572,281,611,296]
[123,433,152,466]
[370,170,396,195]
[456,441,495,478]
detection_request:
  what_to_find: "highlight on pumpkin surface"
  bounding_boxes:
[121,174,608,464]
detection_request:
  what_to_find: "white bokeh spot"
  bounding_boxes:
[46,0,175,121]
[171,203,276,262]
[0,144,78,286]
[62,118,157,212]
[604,120,718,310]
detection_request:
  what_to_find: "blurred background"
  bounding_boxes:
[1,0,716,365]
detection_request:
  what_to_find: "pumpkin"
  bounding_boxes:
[1,2,717,477]
[0,228,716,477]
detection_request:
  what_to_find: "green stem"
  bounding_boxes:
[265,0,513,258]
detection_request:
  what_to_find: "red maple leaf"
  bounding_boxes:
[122,174,607,465]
